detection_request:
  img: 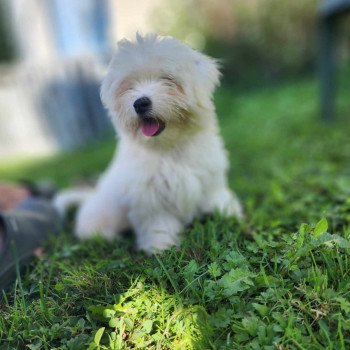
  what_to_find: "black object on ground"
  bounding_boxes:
[0,198,61,290]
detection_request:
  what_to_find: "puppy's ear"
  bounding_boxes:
[100,73,113,110]
[100,41,127,111]
[100,62,122,112]
[192,53,221,107]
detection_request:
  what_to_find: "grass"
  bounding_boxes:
[0,69,350,349]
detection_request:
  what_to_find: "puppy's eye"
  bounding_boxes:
[161,76,182,90]
[161,76,175,83]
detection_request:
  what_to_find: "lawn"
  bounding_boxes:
[0,70,349,349]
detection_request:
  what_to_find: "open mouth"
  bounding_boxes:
[141,117,166,137]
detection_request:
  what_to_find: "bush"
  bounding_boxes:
[153,0,320,86]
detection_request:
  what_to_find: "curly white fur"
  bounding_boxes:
[55,34,243,254]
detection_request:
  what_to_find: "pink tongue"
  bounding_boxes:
[141,119,160,137]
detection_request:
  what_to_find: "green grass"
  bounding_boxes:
[0,70,350,349]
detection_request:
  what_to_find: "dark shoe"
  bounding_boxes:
[19,179,57,200]
[0,198,61,290]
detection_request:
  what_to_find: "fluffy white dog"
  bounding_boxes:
[55,34,243,254]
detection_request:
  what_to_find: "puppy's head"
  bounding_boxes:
[101,33,220,146]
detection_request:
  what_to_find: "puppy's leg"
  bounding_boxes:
[75,194,129,240]
[202,187,244,219]
[129,210,183,254]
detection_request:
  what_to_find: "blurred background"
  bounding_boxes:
[0,0,349,159]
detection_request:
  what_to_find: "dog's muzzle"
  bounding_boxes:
[133,97,166,137]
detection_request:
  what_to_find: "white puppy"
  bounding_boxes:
[55,34,243,254]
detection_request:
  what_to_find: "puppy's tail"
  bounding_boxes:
[52,188,93,219]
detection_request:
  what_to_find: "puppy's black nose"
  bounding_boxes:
[133,97,152,116]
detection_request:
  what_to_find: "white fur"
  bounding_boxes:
[56,34,243,254]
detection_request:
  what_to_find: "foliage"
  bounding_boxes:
[0,69,350,349]
[152,0,327,86]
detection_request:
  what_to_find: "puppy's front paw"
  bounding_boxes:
[75,207,118,241]
[224,195,244,219]
[133,214,183,254]
[75,219,116,241]
[203,187,244,219]
[137,233,180,255]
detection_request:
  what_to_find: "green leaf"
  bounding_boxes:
[336,297,350,313]
[208,262,222,278]
[296,224,306,248]
[242,317,259,336]
[124,317,134,331]
[313,233,350,249]
[142,320,153,334]
[209,308,234,328]
[27,342,42,350]
[89,305,107,316]
[219,268,255,297]
[94,327,105,345]
[109,318,119,328]
[131,330,145,341]
[183,259,199,280]
[332,235,350,249]
[314,218,328,237]
[299,223,310,235]
[223,251,247,270]
[103,309,116,319]
[252,303,269,317]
